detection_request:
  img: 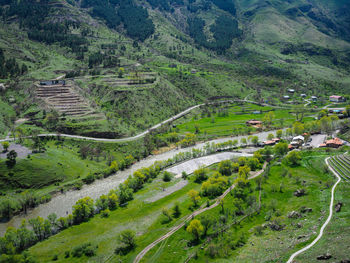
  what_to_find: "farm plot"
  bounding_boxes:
[328,154,350,182]
[35,81,104,120]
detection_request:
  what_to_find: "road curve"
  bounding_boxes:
[133,165,266,263]
[286,157,341,263]
[0,99,280,143]
[0,104,204,143]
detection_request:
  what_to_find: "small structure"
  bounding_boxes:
[292,135,305,143]
[264,140,276,146]
[301,94,307,98]
[325,138,343,148]
[246,120,262,126]
[40,80,66,86]
[290,141,301,148]
[191,69,197,74]
[252,111,261,114]
[329,95,345,103]
[288,89,295,93]
[283,95,290,100]
[311,96,317,102]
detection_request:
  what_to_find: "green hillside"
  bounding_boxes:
[0,0,348,138]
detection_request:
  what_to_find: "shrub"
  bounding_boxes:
[101,209,110,218]
[162,171,172,182]
[83,173,96,184]
[72,243,96,258]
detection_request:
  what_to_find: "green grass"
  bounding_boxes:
[0,98,16,138]
[168,103,315,139]
[0,141,107,196]
[26,150,344,263]
[137,151,336,263]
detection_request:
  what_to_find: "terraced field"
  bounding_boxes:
[35,81,104,120]
[328,154,350,182]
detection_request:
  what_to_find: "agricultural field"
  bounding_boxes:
[167,102,316,140]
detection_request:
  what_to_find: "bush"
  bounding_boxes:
[72,243,96,258]
[100,209,110,218]
[83,173,96,184]
[162,171,172,182]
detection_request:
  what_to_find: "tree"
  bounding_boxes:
[72,197,94,224]
[247,158,260,171]
[238,165,250,179]
[6,150,17,168]
[193,167,208,183]
[118,67,125,78]
[345,105,350,117]
[118,184,133,205]
[267,133,274,140]
[172,203,181,218]
[263,111,275,127]
[293,105,306,122]
[162,208,172,222]
[293,122,304,135]
[320,116,332,135]
[274,142,288,157]
[162,171,172,182]
[200,216,213,236]
[285,151,302,166]
[240,137,247,146]
[115,230,136,255]
[251,136,259,146]
[186,219,204,242]
[218,160,233,176]
[276,130,283,139]
[188,189,201,207]
[2,141,9,152]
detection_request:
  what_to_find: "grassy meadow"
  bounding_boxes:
[26,149,348,263]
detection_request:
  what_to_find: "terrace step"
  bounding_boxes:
[330,157,350,182]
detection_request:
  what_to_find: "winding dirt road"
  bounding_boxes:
[286,157,342,263]
[133,164,267,263]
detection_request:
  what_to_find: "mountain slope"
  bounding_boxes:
[0,0,349,138]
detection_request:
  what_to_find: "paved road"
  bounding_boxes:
[0,104,204,143]
[309,134,326,148]
[0,99,281,143]
[286,157,342,263]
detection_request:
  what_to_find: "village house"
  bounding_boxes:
[263,138,280,146]
[246,120,262,126]
[320,138,344,148]
[40,80,66,86]
[311,96,317,102]
[329,95,345,103]
[288,89,295,93]
[301,94,307,98]
[283,95,290,100]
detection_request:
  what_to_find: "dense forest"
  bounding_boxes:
[0,0,88,56]
[0,49,26,78]
[188,15,241,52]
[80,0,155,41]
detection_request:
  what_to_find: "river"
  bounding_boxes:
[0,130,275,235]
